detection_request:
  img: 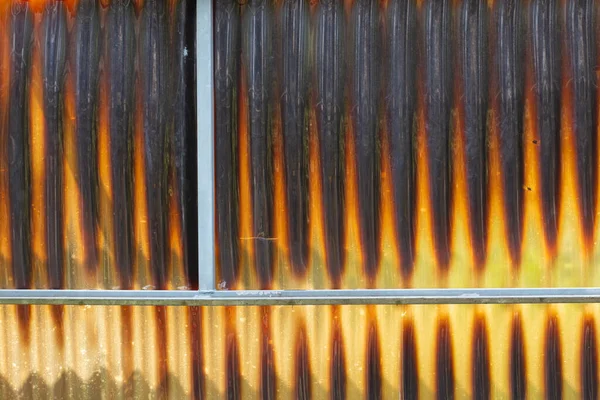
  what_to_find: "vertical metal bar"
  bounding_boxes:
[196,0,215,290]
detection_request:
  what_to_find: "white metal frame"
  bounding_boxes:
[0,1,597,306]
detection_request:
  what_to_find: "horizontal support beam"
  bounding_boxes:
[0,288,598,306]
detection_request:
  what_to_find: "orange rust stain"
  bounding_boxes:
[272,87,287,289]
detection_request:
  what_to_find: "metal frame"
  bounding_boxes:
[0,1,598,307]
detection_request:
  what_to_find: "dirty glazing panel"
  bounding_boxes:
[214,0,600,289]
[0,0,198,289]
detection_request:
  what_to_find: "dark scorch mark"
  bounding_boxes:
[385,0,417,278]
[260,308,275,400]
[402,318,418,400]
[330,308,346,400]
[214,0,241,288]
[565,0,597,247]
[494,0,525,267]
[423,0,452,270]
[106,0,135,288]
[41,1,67,288]
[139,0,169,288]
[531,0,561,254]
[471,315,490,400]
[544,314,563,400]
[294,325,311,400]
[189,307,205,400]
[366,322,382,400]
[459,0,488,268]
[510,312,526,400]
[314,0,345,287]
[72,0,101,272]
[436,317,454,400]
[581,316,598,400]
[242,0,274,288]
[8,1,33,289]
[226,332,241,400]
[278,0,310,275]
[350,0,381,281]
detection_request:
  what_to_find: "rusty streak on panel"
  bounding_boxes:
[365,317,382,400]
[260,307,275,400]
[225,307,241,400]
[330,306,346,399]
[435,316,454,400]
[544,313,563,400]
[581,315,598,400]
[294,323,311,400]
[510,312,526,400]
[471,314,490,400]
[401,317,418,399]
[189,306,205,400]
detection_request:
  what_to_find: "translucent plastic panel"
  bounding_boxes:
[0,0,197,289]
[0,303,596,398]
[214,0,600,290]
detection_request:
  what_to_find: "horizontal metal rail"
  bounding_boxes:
[0,288,599,306]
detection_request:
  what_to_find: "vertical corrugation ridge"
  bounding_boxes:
[581,315,597,400]
[294,322,311,400]
[72,0,100,273]
[401,317,418,399]
[510,311,526,400]
[459,0,488,269]
[242,0,275,289]
[260,307,276,400]
[225,307,241,400]
[8,0,33,290]
[41,0,67,289]
[471,314,490,400]
[384,0,416,279]
[215,0,241,288]
[106,0,135,288]
[314,0,345,287]
[531,0,561,254]
[365,319,381,400]
[565,0,597,247]
[544,313,563,400]
[350,0,381,281]
[494,0,525,267]
[139,0,170,288]
[278,0,310,275]
[330,306,346,399]
[435,316,454,400]
[423,0,452,271]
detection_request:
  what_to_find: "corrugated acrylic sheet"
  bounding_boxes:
[2,0,600,398]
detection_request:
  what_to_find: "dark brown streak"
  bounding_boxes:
[544,314,563,400]
[215,0,241,288]
[581,316,598,400]
[402,318,418,400]
[436,317,454,400]
[330,307,346,400]
[351,0,381,281]
[460,0,488,269]
[531,0,561,254]
[366,322,382,400]
[242,0,274,289]
[510,312,526,400]
[294,324,311,400]
[314,0,345,288]
[41,0,67,289]
[72,0,101,272]
[385,0,416,279]
[566,0,597,246]
[139,0,170,288]
[8,1,33,290]
[494,0,525,267]
[260,307,275,400]
[225,307,240,400]
[189,306,205,400]
[155,306,169,398]
[423,0,452,270]
[278,0,310,275]
[106,0,135,288]
[471,315,490,400]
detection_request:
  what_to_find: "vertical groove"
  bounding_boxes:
[314,0,345,287]
[139,0,170,288]
[459,0,488,268]
[8,1,33,289]
[385,0,416,278]
[423,0,452,270]
[365,321,381,400]
[106,0,136,288]
[494,0,525,266]
[330,306,346,400]
[225,308,241,400]
[531,0,561,253]
[471,314,490,400]
[41,0,67,289]
[260,307,275,400]
[214,0,241,288]
[72,0,100,272]
[435,316,454,400]
[294,323,311,400]
[242,0,274,288]
[510,312,526,400]
[581,315,598,400]
[565,0,597,246]
[278,0,310,275]
[401,318,418,400]
[350,0,381,281]
[544,313,563,400]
